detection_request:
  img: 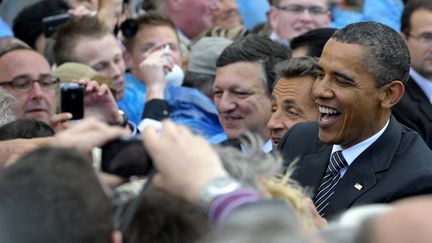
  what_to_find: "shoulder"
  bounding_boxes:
[276,121,321,165]
[277,121,319,151]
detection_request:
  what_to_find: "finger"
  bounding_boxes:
[141,125,160,155]
[97,83,110,96]
[85,80,99,93]
[160,119,178,139]
[50,112,73,124]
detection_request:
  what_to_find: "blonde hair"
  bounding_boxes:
[214,133,315,230]
[262,160,315,230]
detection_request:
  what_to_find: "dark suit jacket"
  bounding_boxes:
[392,77,432,148]
[277,117,432,219]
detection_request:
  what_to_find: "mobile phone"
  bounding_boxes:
[42,12,71,37]
[60,83,84,120]
[101,136,153,177]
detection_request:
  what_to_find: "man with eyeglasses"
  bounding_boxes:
[393,0,432,148]
[0,42,126,131]
[268,0,332,43]
[0,46,58,126]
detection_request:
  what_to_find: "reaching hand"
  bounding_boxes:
[53,117,130,154]
[142,120,228,204]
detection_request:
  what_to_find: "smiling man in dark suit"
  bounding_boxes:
[278,21,432,220]
[393,0,432,148]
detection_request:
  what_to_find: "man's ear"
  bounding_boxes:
[268,7,278,29]
[111,230,122,243]
[380,80,405,109]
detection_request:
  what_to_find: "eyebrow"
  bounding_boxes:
[333,70,356,83]
[282,98,298,107]
[317,65,356,84]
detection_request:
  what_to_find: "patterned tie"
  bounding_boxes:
[314,150,348,216]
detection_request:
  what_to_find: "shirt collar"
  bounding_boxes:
[240,139,273,153]
[331,119,390,166]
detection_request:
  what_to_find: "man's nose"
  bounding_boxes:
[218,94,237,112]
[29,82,45,98]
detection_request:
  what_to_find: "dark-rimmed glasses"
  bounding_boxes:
[0,75,59,92]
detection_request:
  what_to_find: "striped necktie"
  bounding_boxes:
[314,150,348,216]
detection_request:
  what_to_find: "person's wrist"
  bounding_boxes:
[146,84,166,100]
[198,176,242,212]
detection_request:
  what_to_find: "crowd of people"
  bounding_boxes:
[1,0,432,243]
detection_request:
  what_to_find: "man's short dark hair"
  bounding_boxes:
[0,147,114,243]
[401,0,432,35]
[0,118,54,140]
[216,34,292,96]
[123,189,210,243]
[290,28,337,57]
[12,0,70,49]
[123,10,178,53]
[274,56,319,83]
[332,21,410,86]
[53,16,112,65]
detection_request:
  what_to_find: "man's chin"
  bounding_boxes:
[224,129,243,140]
[24,112,51,125]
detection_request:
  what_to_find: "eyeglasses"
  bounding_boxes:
[407,32,432,45]
[0,75,59,92]
[276,5,328,16]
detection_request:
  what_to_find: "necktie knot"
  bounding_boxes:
[328,151,348,174]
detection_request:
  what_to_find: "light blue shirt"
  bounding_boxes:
[331,0,403,31]
[117,73,224,139]
[236,0,270,30]
[0,17,13,38]
[362,0,403,31]
[410,68,432,104]
[333,119,390,177]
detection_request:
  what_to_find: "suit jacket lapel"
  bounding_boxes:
[325,117,401,217]
[291,143,332,195]
[406,78,432,121]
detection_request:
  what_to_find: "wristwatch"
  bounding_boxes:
[199,176,242,211]
[118,109,128,127]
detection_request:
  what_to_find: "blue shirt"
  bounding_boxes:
[362,0,403,31]
[331,0,403,31]
[0,17,13,38]
[117,73,224,139]
[236,0,270,30]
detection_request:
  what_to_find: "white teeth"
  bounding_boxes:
[319,106,339,114]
